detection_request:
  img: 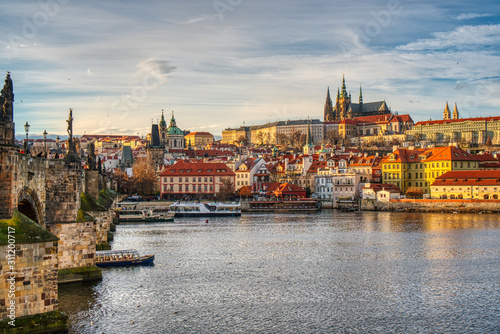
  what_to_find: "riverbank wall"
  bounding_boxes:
[361,199,500,213]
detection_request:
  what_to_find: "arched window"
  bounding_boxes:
[450,194,456,199]
[458,194,463,199]
[442,194,447,199]
[493,194,498,199]
[484,194,489,199]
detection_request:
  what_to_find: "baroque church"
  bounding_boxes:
[324,75,391,121]
[147,111,185,168]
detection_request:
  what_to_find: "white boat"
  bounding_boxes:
[116,209,175,223]
[169,202,241,217]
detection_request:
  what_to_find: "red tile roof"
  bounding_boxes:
[159,160,235,177]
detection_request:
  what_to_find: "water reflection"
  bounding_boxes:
[60,211,500,334]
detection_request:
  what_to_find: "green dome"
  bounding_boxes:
[167,126,184,135]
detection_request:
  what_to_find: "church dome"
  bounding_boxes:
[167,111,183,135]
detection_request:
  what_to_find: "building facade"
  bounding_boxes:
[431,170,500,199]
[159,160,235,198]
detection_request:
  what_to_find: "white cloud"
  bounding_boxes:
[455,13,492,20]
[398,24,500,51]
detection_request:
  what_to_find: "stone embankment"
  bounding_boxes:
[361,199,500,213]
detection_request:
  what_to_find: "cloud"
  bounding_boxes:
[397,24,500,51]
[135,58,176,81]
[455,13,492,20]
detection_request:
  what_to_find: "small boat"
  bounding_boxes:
[116,209,175,223]
[169,202,241,217]
[95,249,154,267]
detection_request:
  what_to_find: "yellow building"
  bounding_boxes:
[221,126,249,144]
[381,146,480,195]
[431,170,500,199]
[407,103,500,145]
[185,132,214,148]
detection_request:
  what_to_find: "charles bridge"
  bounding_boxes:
[0,73,115,333]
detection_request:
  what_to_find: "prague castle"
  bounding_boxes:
[324,75,390,121]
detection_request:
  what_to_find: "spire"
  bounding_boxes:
[453,102,459,120]
[443,101,451,120]
[340,74,348,98]
[324,86,334,121]
[337,87,340,99]
[359,85,363,104]
[159,110,167,129]
[170,111,176,127]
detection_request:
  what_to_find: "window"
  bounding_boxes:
[179,177,182,182]
[170,177,173,182]
[198,177,202,182]
[193,177,196,182]
[185,185,189,191]
[205,177,208,182]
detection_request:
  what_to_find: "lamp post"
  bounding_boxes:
[43,130,48,157]
[24,121,30,153]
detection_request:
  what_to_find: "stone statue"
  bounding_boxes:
[1,72,14,121]
[64,108,81,167]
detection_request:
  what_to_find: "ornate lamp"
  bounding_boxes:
[24,121,30,152]
[43,129,48,156]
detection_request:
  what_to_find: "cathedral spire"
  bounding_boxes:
[453,102,459,120]
[443,102,451,120]
[359,85,363,104]
[324,86,334,121]
[340,74,348,98]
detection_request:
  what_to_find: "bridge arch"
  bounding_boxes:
[18,186,44,226]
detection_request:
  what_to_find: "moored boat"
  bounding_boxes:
[96,249,154,267]
[169,201,241,217]
[243,199,321,213]
[116,209,175,223]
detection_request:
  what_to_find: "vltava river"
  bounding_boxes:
[59,211,500,333]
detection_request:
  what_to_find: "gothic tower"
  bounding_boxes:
[324,87,334,121]
[443,102,451,120]
[453,103,459,120]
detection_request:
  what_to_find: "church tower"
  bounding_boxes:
[453,103,459,120]
[324,87,334,121]
[443,102,451,120]
[159,111,167,145]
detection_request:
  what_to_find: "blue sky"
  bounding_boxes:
[1,0,500,138]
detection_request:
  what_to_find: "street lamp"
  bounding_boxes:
[43,130,48,156]
[56,135,60,153]
[24,121,30,153]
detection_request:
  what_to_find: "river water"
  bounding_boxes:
[59,211,500,333]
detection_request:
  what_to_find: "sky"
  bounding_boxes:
[1,0,500,139]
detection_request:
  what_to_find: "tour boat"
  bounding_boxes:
[244,199,321,213]
[169,202,241,217]
[116,208,175,223]
[95,249,154,267]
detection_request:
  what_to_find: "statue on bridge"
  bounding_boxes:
[1,72,14,122]
[64,108,81,167]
